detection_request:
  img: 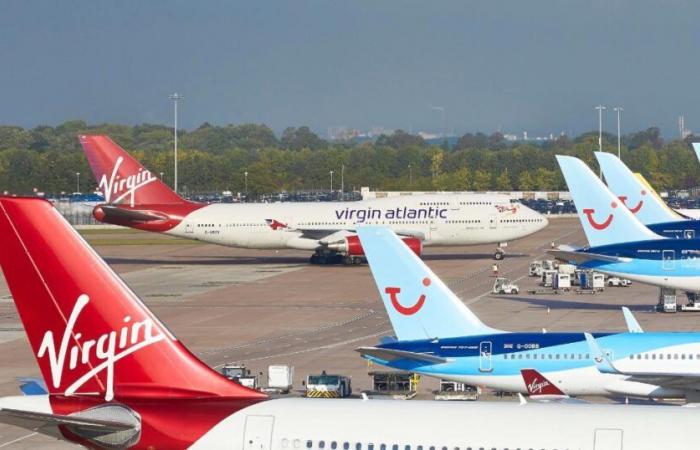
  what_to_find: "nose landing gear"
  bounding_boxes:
[494,244,507,260]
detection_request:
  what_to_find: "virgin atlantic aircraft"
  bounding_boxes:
[78,135,547,263]
[0,197,696,449]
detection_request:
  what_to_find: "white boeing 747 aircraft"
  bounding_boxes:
[79,135,548,263]
[0,196,696,450]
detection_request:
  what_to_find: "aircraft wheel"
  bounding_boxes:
[494,251,504,261]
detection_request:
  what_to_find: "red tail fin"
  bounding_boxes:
[0,197,264,402]
[521,369,566,397]
[79,135,184,206]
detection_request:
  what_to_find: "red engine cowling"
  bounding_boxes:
[343,235,422,257]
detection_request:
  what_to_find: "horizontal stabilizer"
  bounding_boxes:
[356,347,447,364]
[94,204,167,223]
[0,407,135,434]
[547,248,628,265]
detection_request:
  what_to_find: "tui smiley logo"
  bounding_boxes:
[384,277,431,316]
[582,201,617,230]
[617,190,646,214]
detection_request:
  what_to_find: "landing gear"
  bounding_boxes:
[494,248,505,260]
[342,255,364,265]
[309,250,344,265]
[494,243,507,260]
[310,250,363,265]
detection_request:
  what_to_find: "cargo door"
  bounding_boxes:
[594,428,622,450]
[243,415,275,450]
[662,250,675,271]
[489,214,497,229]
[479,341,493,372]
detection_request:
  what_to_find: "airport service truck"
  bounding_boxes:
[220,364,258,389]
[267,365,294,394]
[305,371,352,398]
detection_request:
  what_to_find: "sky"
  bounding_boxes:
[0,0,698,138]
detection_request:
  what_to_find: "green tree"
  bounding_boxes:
[472,170,492,190]
[517,171,534,190]
[495,168,511,190]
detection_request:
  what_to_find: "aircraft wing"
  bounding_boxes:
[356,347,446,364]
[0,407,136,436]
[547,248,628,265]
[584,333,700,390]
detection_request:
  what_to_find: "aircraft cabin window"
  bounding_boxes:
[343,444,350,450]
[282,439,290,448]
[380,445,386,450]
[356,444,362,450]
[332,442,338,449]
[307,441,313,449]
[319,442,325,449]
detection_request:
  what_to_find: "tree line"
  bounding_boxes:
[0,121,698,196]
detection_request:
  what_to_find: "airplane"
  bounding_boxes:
[78,135,548,264]
[355,226,700,401]
[595,151,697,238]
[0,200,698,449]
[552,155,700,292]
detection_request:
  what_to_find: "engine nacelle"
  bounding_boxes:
[331,235,423,257]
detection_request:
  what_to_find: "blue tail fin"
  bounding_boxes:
[595,152,680,225]
[556,155,662,247]
[356,227,502,341]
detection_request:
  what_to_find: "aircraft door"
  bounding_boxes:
[479,341,493,372]
[593,428,622,450]
[662,250,675,271]
[185,222,194,234]
[489,214,497,229]
[243,415,275,450]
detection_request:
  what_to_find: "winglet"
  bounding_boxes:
[584,333,618,374]
[622,307,643,333]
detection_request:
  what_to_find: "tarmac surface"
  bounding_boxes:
[0,217,697,447]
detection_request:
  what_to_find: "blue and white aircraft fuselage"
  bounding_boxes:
[369,332,700,398]
[356,227,700,401]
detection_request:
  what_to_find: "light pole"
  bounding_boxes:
[431,106,446,138]
[244,171,248,199]
[340,164,344,198]
[329,170,334,194]
[613,107,623,159]
[595,105,606,177]
[408,163,413,188]
[76,172,80,194]
[160,172,164,181]
[595,105,606,152]
[169,93,184,194]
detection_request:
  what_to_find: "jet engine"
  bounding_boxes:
[327,235,422,256]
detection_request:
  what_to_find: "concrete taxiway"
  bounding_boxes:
[0,218,696,447]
